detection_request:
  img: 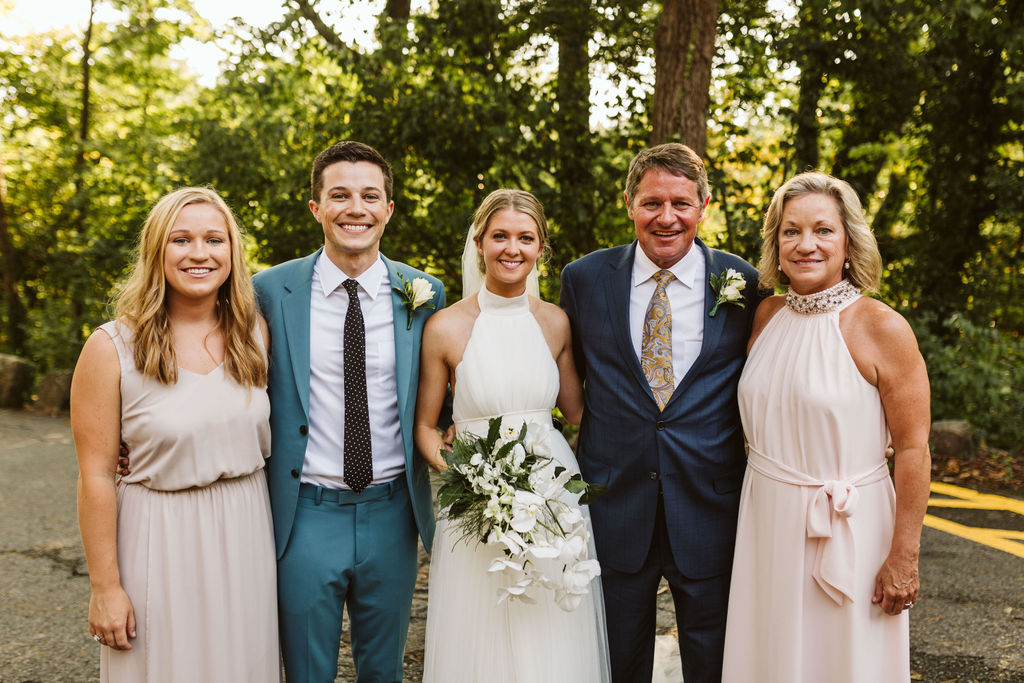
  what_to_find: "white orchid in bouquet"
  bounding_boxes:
[437,417,606,611]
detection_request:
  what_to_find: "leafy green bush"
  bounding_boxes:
[911,314,1023,454]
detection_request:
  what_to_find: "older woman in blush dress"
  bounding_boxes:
[722,172,930,683]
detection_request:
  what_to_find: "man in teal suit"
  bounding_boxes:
[253,141,444,682]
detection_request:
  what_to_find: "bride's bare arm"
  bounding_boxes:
[547,306,583,425]
[415,313,457,473]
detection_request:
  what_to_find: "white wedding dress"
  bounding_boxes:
[422,285,612,683]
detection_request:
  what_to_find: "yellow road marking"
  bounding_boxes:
[925,482,1024,558]
[928,482,1024,515]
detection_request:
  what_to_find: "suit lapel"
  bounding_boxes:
[671,239,726,401]
[606,243,656,402]
[383,257,415,425]
[281,250,317,418]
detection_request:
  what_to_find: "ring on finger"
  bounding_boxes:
[903,601,915,609]
[92,634,103,643]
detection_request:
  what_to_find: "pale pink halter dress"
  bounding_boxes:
[722,282,909,683]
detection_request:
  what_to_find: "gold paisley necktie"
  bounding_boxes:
[641,270,675,411]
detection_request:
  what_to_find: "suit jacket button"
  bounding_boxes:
[649,471,659,480]
[299,425,308,436]
[656,421,666,431]
[290,469,299,479]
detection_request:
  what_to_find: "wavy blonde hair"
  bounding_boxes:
[115,187,267,387]
[758,171,882,292]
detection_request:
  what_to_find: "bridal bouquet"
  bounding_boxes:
[437,416,604,611]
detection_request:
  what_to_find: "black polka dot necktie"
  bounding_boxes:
[342,279,372,493]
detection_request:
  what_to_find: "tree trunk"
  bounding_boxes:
[650,0,719,155]
[791,0,828,173]
[72,0,94,228]
[0,172,27,354]
[792,68,822,172]
[67,0,96,343]
[547,0,599,271]
[378,0,411,62]
[914,8,1011,328]
[385,0,411,20]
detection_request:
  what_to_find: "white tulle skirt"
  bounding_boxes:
[422,423,611,683]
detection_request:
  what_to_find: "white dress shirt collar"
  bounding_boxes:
[315,251,389,300]
[632,241,703,291]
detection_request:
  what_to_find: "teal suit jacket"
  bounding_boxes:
[252,249,445,557]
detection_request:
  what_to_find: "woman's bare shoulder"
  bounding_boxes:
[747,295,786,350]
[531,298,569,325]
[754,295,786,323]
[426,296,478,330]
[843,296,916,346]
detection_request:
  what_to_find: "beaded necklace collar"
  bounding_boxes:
[786,279,860,315]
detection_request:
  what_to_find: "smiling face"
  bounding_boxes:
[627,167,708,269]
[477,208,542,296]
[310,160,394,276]
[162,202,232,305]
[778,192,849,295]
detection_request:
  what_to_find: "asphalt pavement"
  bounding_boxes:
[1,408,1020,682]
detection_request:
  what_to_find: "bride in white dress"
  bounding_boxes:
[414,189,611,682]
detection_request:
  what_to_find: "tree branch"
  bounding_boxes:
[290,0,352,54]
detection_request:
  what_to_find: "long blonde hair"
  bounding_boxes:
[115,187,267,387]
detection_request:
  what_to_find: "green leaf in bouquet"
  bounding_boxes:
[561,473,609,505]
[579,482,609,505]
[446,500,471,520]
[436,488,457,510]
[495,438,518,460]
[486,416,503,446]
[563,476,588,494]
[443,442,475,470]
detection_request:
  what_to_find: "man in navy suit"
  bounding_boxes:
[560,143,763,683]
[254,141,444,682]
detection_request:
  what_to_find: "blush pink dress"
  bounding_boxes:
[98,321,279,682]
[722,281,910,683]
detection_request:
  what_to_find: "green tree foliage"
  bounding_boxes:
[914,314,1024,452]
[179,0,653,299]
[2,0,1020,450]
[1,0,205,369]
[731,0,1023,451]
[769,0,1023,337]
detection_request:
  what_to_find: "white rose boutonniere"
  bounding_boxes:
[394,273,437,329]
[708,268,746,317]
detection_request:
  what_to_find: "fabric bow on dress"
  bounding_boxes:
[747,447,890,605]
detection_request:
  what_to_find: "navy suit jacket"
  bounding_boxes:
[560,238,762,577]
[252,249,445,557]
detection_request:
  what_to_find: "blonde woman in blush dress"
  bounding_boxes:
[414,189,611,683]
[71,188,279,682]
[722,172,930,683]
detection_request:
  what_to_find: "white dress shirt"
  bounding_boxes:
[303,253,405,489]
[629,243,706,387]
